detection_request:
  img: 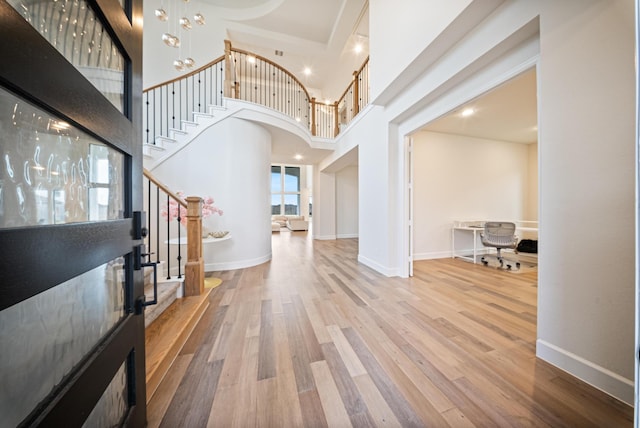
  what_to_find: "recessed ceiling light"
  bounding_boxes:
[354,43,363,54]
[461,108,475,117]
[303,67,311,76]
[294,154,303,160]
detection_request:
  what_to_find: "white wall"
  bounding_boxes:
[526,142,538,221]
[153,117,273,270]
[369,0,472,101]
[368,0,508,104]
[412,131,531,260]
[356,107,395,274]
[313,170,336,240]
[535,0,635,402]
[336,166,359,238]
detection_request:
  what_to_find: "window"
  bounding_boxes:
[271,165,301,215]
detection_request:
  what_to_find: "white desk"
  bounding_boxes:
[451,226,484,263]
[452,222,537,264]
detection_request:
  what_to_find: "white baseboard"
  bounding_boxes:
[413,251,451,260]
[314,234,337,240]
[337,233,358,239]
[204,253,272,272]
[357,254,399,277]
[536,339,634,406]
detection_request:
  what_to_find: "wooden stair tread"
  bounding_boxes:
[143,279,182,328]
[145,289,212,402]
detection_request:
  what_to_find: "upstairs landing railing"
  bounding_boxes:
[143,40,370,144]
[336,58,370,134]
[143,168,205,296]
[226,40,311,130]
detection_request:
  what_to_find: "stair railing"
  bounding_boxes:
[143,168,205,296]
[143,40,369,144]
[143,55,226,144]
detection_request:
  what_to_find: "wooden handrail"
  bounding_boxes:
[229,44,312,104]
[143,168,187,207]
[356,56,370,76]
[337,57,370,106]
[143,55,225,93]
[337,80,354,106]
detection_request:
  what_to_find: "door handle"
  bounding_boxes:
[134,243,159,314]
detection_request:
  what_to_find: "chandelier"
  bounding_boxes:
[155,0,205,71]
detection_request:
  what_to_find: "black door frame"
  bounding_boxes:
[0,0,145,424]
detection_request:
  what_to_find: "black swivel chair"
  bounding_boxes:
[480,221,520,270]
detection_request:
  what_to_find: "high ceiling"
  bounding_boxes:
[422,68,538,144]
[203,0,369,100]
[196,1,537,166]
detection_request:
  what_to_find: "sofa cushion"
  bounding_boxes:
[272,215,287,227]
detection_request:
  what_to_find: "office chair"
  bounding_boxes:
[480,221,520,270]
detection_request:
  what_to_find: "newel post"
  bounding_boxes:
[224,40,238,99]
[352,70,360,116]
[185,196,204,296]
[333,101,340,137]
[310,97,317,136]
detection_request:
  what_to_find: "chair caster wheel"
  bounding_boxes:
[506,264,512,270]
[516,262,521,268]
[482,260,488,266]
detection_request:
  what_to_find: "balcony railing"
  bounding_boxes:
[143,40,369,144]
[226,41,311,130]
[337,58,370,135]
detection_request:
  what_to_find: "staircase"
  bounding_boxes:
[143,104,231,170]
[143,262,182,328]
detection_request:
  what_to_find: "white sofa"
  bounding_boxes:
[271,215,309,231]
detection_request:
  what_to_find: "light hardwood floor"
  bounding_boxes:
[148,231,633,427]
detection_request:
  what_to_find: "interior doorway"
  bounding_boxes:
[407,67,538,272]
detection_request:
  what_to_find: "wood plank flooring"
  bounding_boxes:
[148,232,633,427]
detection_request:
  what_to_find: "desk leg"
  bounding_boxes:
[473,230,477,264]
[451,228,455,259]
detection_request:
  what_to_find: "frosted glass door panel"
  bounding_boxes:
[9,0,125,112]
[82,361,129,428]
[0,257,126,428]
[0,87,124,228]
[7,0,125,111]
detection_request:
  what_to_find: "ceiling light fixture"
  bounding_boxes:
[461,108,475,117]
[354,43,363,54]
[294,154,303,160]
[155,0,205,71]
[303,67,311,76]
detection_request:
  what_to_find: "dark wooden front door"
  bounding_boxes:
[0,0,146,425]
